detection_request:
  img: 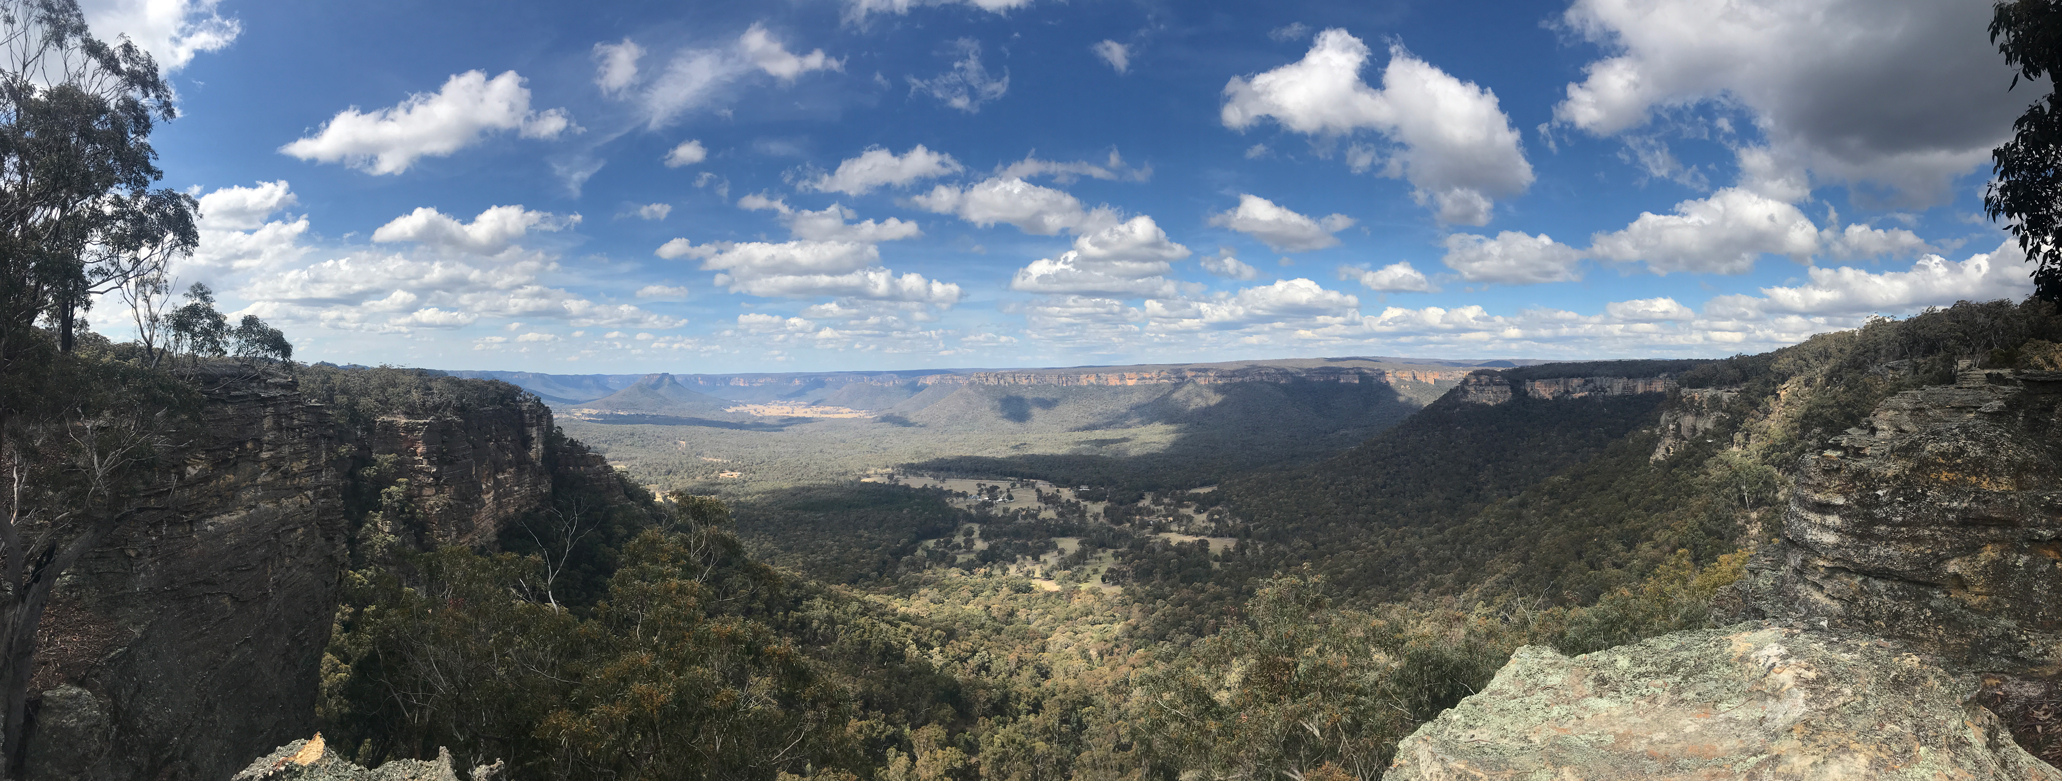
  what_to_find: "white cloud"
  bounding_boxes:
[1821,222,1930,261]
[657,239,959,305]
[808,145,962,195]
[1588,187,1818,275]
[516,332,561,343]
[911,177,1117,236]
[1737,240,2035,316]
[391,307,478,328]
[1092,40,1129,74]
[1554,0,2025,205]
[371,205,578,255]
[280,70,574,175]
[664,140,708,167]
[1343,262,1431,293]
[909,39,1009,113]
[617,27,842,129]
[636,284,691,299]
[994,150,1150,183]
[633,203,672,221]
[1201,248,1260,280]
[1147,279,1360,330]
[845,0,1036,19]
[1440,231,1583,284]
[185,181,309,272]
[1605,297,1693,322]
[738,23,843,79]
[1208,193,1354,253]
[1268,23,1311,42]
[81,0,239,72]
[1222,30,1533,225]
[593,38,644,95]
[738,197,923,243]
[1009,216,1190,298]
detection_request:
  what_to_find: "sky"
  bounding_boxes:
[84,0,2039,373]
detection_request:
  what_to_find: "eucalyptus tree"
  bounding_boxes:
[0,0,199,771]
[1990,0,2062,302]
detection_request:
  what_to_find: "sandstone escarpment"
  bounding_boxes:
[30,366,346,781]
[1651,387,1739,461]
[1741,365,2062,676]
[368,394,552,547]
[1450,370,1679,405]
[1386,623,2060,780]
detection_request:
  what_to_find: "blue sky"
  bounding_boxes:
[93,0,2036,372]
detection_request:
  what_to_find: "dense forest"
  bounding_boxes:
[301,300,2062,778]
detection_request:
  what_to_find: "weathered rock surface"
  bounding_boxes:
[233,736,502,781]
[1739,366,2062,677]
[1653,387,1739,461]
[30,366,345,781]
[368,393,552,547]
[1451,370,1678,406]
[1385,622,2062,781]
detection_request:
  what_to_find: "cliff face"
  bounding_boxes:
[1650,388,1738,461]
[1742,366,2062,676]
[29,367,346,781]
[1450,371,1678,405]
[368,395,552,547]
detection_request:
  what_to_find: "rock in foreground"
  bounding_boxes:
[1384,622,2061,781]
[232,735,501,781]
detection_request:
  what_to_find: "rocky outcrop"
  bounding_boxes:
[1385,622,2062,780]
[369,394,552,547]
[234,735,501,781]
[1652,387,1739,461]
[1451,371,1678,405]
[30,366,346,781]
[1741,365,2062,677]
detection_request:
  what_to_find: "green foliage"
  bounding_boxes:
[1990,0,2062,302]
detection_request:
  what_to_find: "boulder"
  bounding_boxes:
[1384,622,2061,781]
[233,735,502,781]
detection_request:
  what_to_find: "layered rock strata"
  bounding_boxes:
[29,366,345,781]
[368,394,552,547]
[1385,622,2061,780]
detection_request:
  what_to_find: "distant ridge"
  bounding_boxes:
[570,373,737,417]
[453,356,1546,409]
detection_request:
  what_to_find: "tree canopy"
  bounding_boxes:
[1989,0,2062,302]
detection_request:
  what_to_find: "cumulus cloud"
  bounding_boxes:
[633,203,672,221]
[1146,279,1359,330]
[1092,40,1129,74]
[280,70,574,175]
[1605,297,1694,322]
[741,196,924,243]
[1208,193,1354,253]
[807,145,962,195]
[186,181,309,272]
[1010,216,1190,298]
[1554,0,2026,204]
[371,205,579,255]
[1736,240,2034,316]
[1200,248,1260,280]
[1588,187,1818,275]
[608,26,842,129]
[657,239,960,304]
[911,177,1117,236]
[909,39,1009,113]
[81,0,239,72]
[739,24,843,79]
[1440,232,1583,284]
[1222,29,1533,225]
[1342,262,1431,293]
[664,140,708,167]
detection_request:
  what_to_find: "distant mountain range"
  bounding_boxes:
[448,356,1546,408]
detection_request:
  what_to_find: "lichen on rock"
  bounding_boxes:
[233,736,503,781]
[1384,622,2062,780]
